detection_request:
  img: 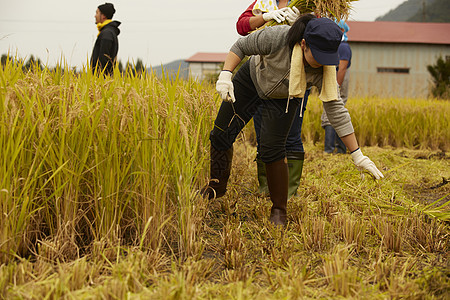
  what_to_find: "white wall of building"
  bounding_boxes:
[349,42,450,98]
[188,62,222,81]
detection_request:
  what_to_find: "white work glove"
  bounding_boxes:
[351,148,384,180]
[284,7,300,25]
[262,8,288,23]
[216,71,235,103]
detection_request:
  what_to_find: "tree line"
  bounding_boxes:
[1,54,147,75]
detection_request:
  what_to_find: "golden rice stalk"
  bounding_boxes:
[265,0,358,27]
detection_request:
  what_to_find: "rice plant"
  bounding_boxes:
[0,59,449,299]
[0,57,215,263]
[302,95,450,151]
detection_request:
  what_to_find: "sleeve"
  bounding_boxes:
[338,43,351,61]
[230,25,289,59]
[236,1,258,36]
[322,100,354,137]
[96,32,114,70]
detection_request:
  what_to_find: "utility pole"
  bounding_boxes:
[422,0,427,22]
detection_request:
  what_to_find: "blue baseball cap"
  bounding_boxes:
[304,18,343,65]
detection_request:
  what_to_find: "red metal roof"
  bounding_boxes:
[347,21,450,45]
[185,52,228,63]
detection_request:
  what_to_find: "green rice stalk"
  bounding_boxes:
[0,58,215,262]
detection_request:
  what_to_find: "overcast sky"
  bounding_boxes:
[0,0,407,69]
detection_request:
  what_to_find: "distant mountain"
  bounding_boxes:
[376,0,434,21]
[149,59,189,79]
[408,0,450,22]
[376,0,449,23]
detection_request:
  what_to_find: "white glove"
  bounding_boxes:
[216,71,235,103]
[284,7,300,25]
[351,148,384,180]
[262,9,287,23]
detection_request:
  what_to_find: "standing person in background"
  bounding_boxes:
[236,0,308,198]
[91,3,121,75]
[321,20,352,154]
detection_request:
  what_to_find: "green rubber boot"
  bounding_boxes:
[286,152,305,198]
[257,152,304,198]
[256,157,269,196]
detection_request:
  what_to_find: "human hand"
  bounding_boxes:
[351,148,384,179]
[284,7,300,25]
[262,9,287,23]
[216,71,235,103]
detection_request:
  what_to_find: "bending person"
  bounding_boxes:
[201,15,383,226]
[237,0,307,197]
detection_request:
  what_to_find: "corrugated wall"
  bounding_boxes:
[348,42,450,98]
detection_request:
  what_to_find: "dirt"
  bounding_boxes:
[404,177,450,209]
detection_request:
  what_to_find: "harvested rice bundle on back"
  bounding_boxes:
[264,0,358,27]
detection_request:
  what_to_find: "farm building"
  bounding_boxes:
[346,21,450,98]
[185,52,227,81]
[185,21,450,98]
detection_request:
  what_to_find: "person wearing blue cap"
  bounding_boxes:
[201,14,383,226]
[236,1,309,200]
[321,19,352,154]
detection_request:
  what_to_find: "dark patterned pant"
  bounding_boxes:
[210,61,301,164]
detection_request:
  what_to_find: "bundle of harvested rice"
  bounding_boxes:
[265,0,358,26]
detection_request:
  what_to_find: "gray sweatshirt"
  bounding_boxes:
[230,25,354,137]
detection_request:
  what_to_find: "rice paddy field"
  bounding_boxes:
[0,60,449,299]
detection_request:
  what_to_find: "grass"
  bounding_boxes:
[0,60,449,299]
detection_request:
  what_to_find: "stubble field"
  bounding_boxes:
[0,61,449,299]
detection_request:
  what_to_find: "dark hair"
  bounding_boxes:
[287,13,317,50]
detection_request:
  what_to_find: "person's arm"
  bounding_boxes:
[236,1,260,36]
[337,43,351,86]
[231,25,290,59]
[96,36,114,71]
[336,60,349,86]
[222,52,243,73]
[216,51,242,103]
[90,50,98,71]
[248,15,267,32]
[230,25,288,68]
[322,100,354,145]
[323,100,383,179]
[236,1,297,36]
[340,132,358,152]
[217,26,289,103]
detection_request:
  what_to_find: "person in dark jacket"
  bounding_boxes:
[91,3,120,75]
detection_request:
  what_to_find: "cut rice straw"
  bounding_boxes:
[264,0,359,27]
